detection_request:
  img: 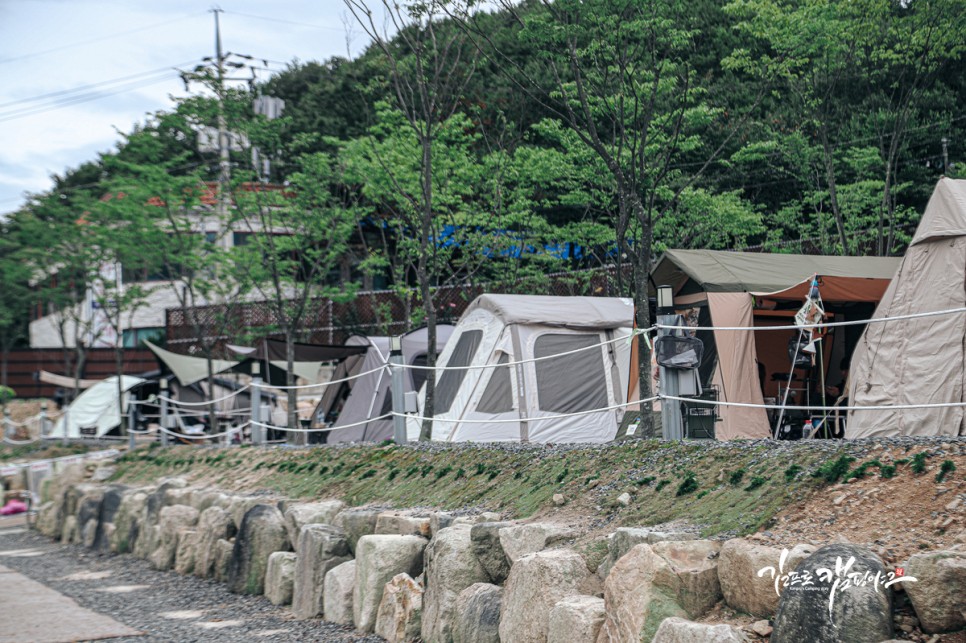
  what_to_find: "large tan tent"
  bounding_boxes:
[651,250,899,439]
[848,178,966,439]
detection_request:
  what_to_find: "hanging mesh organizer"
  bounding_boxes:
[655,335,704,369]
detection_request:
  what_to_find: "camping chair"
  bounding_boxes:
[172,410,208,445]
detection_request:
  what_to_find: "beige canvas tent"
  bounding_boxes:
[848,178,966,438]
[651,250,899,439]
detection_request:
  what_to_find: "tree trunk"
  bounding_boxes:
[419,273,437,442]
[287,331,299,437]
[820,128,849,255]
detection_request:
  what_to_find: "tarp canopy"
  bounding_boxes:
[227,339,366,363]
[145,341,239,386]
[49,375,145,438]
[848,178,966,438]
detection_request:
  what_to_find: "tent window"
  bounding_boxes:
[477,354,512,414]
[410,354,429,392]
[435,330,483,413]
[534,333,608,413]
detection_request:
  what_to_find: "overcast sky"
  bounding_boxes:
[0,0,378,219]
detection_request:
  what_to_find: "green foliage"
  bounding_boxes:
[636,476,656,487]
[879,464,896,479]
[784,465,802,482]
[813,455,856,484]
[676,472,699,496]
[729,469,746,486]
[936,460,956,483]
[655,480,670,492]
[0,386,14,406]
[911,452,928,475]
[744,476,767,491]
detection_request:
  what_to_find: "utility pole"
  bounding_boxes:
[212,7,232,250]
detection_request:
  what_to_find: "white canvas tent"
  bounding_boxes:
[49,375,145,438]
[311,326,454,444]
[406,294,634,443]
[848,178,966,438]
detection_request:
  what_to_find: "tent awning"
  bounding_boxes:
[652,249,901,295]
[227,339,367,363]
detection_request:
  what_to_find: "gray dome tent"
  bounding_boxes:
[310,325,454,443]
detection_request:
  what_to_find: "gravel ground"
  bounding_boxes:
[0,524,383,643]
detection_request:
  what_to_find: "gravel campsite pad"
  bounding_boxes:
[0,525,382,643]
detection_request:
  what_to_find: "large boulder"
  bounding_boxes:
[227,495,272,529]
[353,535,428,632]
[35,501,58,537]
[422,524,490,643]
[596,543,691,642]
[598,527,697,579]
[718,539,813,618]
[174,529,200,575]
[547,595,605,643]
[193,506,236,579]
[283,500,345,546]
[149,505,200,571]
[454,583,502,643]
[334,507,381,554]
[265,551,298,606]
[499,523,576,563]
[227,504,290,595]
[213,538,234,583]
[143,478,187,525]
[76,486,106,548]
[375,573,424,643]
[91,485,127,552]
[61,515,77,544]
[649,539,723,618]
[323,560,357,626]
[771,544,893,643]
[901,550,966,634]
[376,511,432,538]
[109,489,147,554]
[470,522,514,584]
[652,617,749,642]
[291,524,352,619]
[499,549,592,643]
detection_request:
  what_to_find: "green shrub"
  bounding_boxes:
[636,476,656,487]
[420,464,434,478]
[0,385,15,406]
[676,472,699,496]
[696,490,709,499]
[879,464,897,479]
[936,460,956,483]
[745,476,767,491]
[359,469,377,480]
[911,452,928,475]
[729,469,746,485]
[455,467,466,479]
[784,464,802,482]
[556,468,569,484]
[435,466,453,481]
[387,468,398,481]
[655,479,670,492]
[813,455,856,483]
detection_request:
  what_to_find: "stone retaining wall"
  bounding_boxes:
[33,463,965,642]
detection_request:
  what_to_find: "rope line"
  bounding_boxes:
[155,384,251,406]
[251,364,390,391]
[251,413,393,433]
[395,397,659,425]
[157,422,249,441]
[397,331,640,372]
[655,306,966,332]
[661,394,966,412]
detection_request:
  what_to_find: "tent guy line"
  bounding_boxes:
[653,305,966,333]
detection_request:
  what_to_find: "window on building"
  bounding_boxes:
[122,327,166,348]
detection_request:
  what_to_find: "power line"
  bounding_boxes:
[0,12,206,65]
[0,60,203,111]
[227,10,349,34]
[0,74,185,124]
